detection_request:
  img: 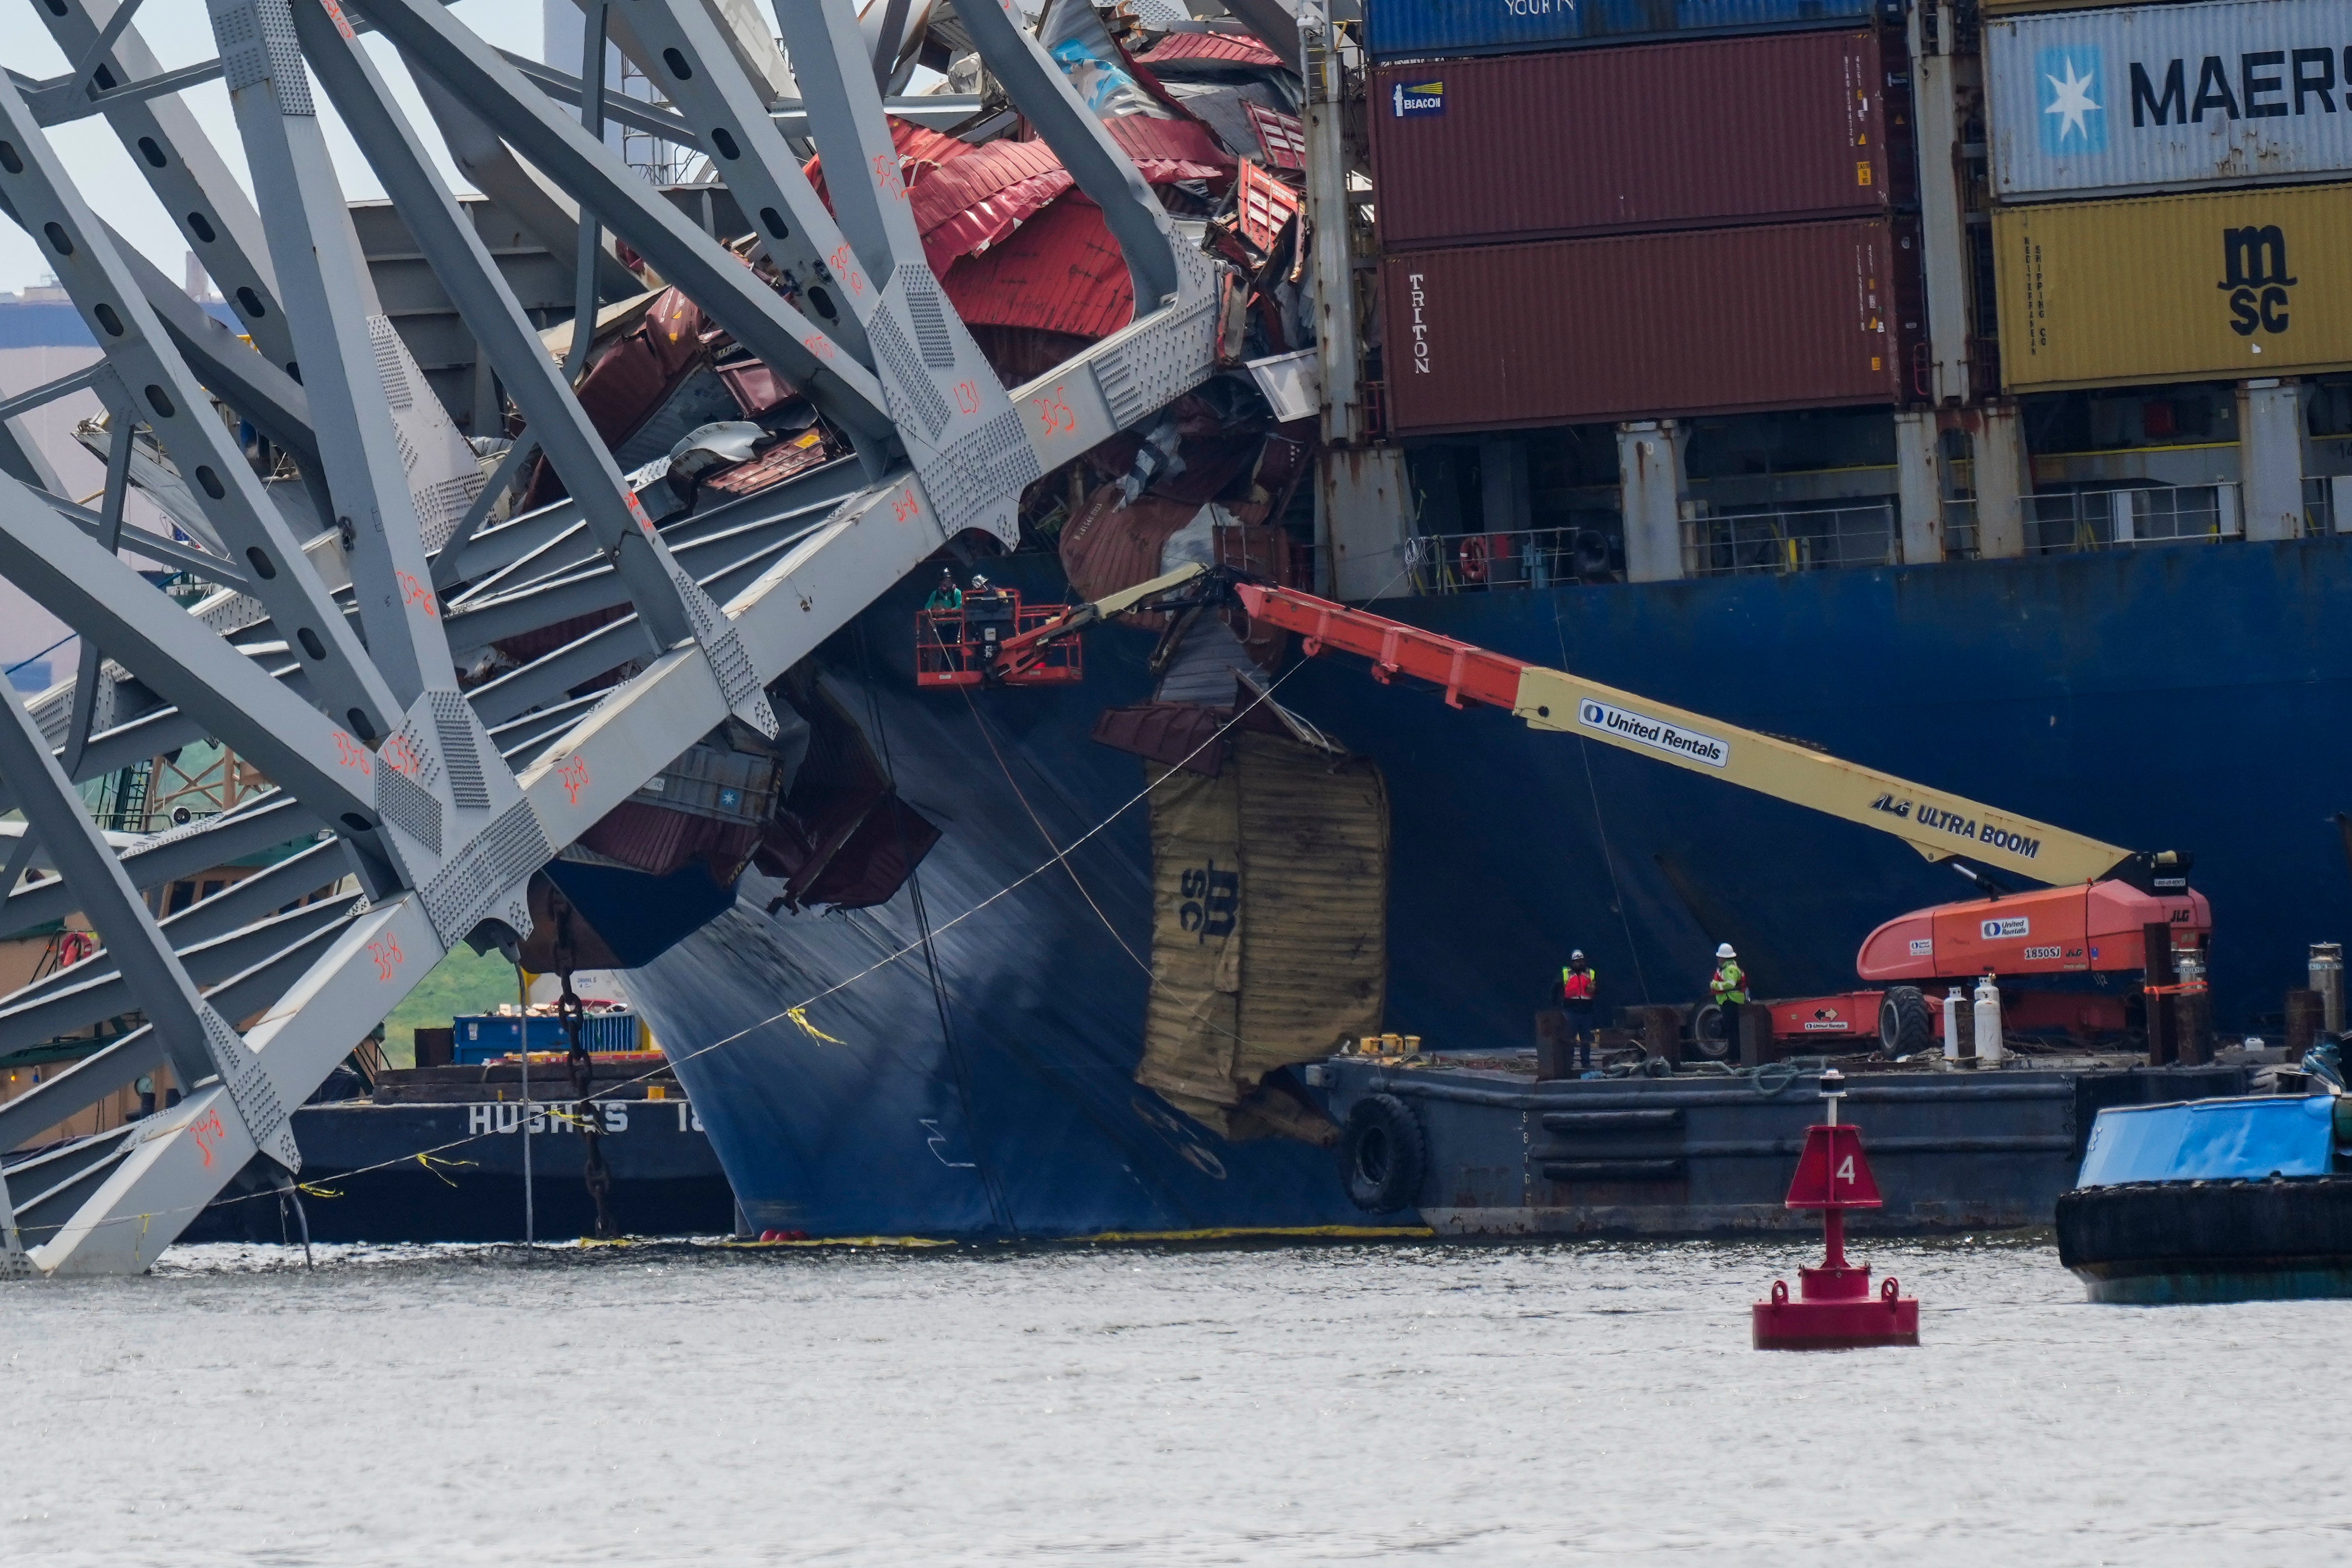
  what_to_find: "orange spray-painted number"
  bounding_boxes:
[368,935,404,981]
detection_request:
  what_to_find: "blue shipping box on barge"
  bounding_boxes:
[452,1013,641,1063]
[2076,1096,2338,1187]
[1365,0,1878,62]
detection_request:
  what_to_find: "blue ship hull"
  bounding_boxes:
[622,538,2352,1237]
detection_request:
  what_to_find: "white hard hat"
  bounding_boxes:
[1716,943,1737,959]
[1570,950,1585,963]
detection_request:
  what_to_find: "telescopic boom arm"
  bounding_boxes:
[1232,582,2184,892]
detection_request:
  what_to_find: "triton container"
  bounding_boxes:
[1363,0,1879,63]
[1994,181,2352,391]
[1989,0,2352,202]
[1370,30,1898,247]
[1381,218,1922,434]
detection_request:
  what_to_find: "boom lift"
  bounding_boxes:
[1229,581,2205,1056]
[955,571,2205,1058]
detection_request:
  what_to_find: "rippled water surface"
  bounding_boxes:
[6,1235,2349,1565]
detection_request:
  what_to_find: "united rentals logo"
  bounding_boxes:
[2219,224,2296,337]
[1982,917,2031,940]
[1576,699,1729,769]
[1392,79,1443,118]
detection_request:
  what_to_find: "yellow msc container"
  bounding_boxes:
[1996,182,2352,392]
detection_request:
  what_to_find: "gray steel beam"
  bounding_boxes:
[0,72,399,745]
[33,0,302,373]
[100,218,327,529]
[939,0,1181,310]
[210,0,453,709]
[0,906,350,1161]
[0,799,316,940]
[0,482,384,843]
[443,505,830,658]
[295,1,779,738]
[0,835,345,1012]
[361,0,895,445]
[0,896,355,1060]
[611,0,874,368]
[652,0,1037,545]
[0,682,226,1100]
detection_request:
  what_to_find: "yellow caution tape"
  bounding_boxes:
[786,1006,846,1045]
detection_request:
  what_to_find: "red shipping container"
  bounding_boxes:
[1380,218,1921,434]
[1369,31,1900,249]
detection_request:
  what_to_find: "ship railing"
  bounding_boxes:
[1680,502,1898,579]
[1400,528,1616,594]
[2025,483,2251,553]
[1940,498,1980,560]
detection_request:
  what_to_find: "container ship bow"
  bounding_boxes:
[385,0,2352,1239]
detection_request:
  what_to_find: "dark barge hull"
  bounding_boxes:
[180,1098,735,1245]
[1323,1058,2251,1236]
[2057,1176,2352,1304]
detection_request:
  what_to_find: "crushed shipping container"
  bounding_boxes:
[1990,0,2352,201]
[1363,0,1877,62]
[1381,219,1921,434]
[1994,181,2352,391]
[1371,31,1898,247]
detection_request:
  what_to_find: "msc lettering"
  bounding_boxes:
[2218,223,2296,335]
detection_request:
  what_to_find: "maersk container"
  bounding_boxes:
[1381,218,1920,434]
[1364,0,1881,63]
[1994,181,2352,391]
[1370,31,1897,247]
[1991,0,2352,200]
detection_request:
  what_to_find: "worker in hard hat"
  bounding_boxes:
[1556,950,1599,1073]
[923,567,963,613]
[1710,942,1749,1058]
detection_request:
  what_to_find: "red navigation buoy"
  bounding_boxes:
[1752,1069,1921,1350]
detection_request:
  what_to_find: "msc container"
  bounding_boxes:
[1370,30,1897,248]
[1993,181,2352,391]
[1990,0,2352,201]
[1382,218,1920,434]
[1364,0,1881,63]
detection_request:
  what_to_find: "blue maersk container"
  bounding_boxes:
[1365,0,1882,62]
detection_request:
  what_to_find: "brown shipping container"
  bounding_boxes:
[1369,31,1898,249]
[1381,219,1920,435]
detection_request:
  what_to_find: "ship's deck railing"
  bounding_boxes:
[1401,528,1616,594]
[2027,482,2238,552]
[1680,502,1898,578]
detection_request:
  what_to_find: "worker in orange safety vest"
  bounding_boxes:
[1557,951,1599,1073]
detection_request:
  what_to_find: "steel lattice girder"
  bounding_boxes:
[0,0,1226,1276]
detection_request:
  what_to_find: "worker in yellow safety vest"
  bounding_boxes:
[1710,942,1749,1057]
[1557,951,1598,1072]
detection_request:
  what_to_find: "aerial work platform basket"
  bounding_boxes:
[915,592,1084,687]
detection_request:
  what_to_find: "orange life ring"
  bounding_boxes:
[56,929,95,967]
[1458,535,1489,583]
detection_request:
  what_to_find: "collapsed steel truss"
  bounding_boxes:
[0,0,1224,1276]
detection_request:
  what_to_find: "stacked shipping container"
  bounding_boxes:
[1366,7,1923,434]
[1985,0,2352,390]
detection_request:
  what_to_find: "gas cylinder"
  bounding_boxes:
[1942,986,1964,1061]
[1973,975,2005,1065]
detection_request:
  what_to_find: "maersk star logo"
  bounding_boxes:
[2037,47,2107,156]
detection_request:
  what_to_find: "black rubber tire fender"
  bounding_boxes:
[1691,1003,1734,1059]
[1879,985,1933,1055]
[1341,1093,1429,1214]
